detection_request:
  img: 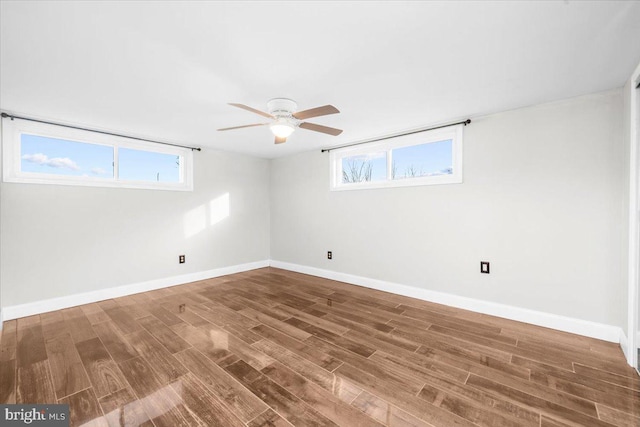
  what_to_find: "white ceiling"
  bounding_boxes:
[2,1,640,159]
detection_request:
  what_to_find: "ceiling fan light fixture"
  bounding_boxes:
[270,120,295,138]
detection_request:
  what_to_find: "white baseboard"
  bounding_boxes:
[2,257,630,360]
[270,260,625,345]
[1,260,269,321]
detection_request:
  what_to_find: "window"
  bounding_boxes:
[341,151,387,183]
[3,119,193,191]
[330,125,463,190]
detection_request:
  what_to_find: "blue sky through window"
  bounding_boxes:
[119,148,180,182]
[392,139,452,179]
[21,134,113,177]
[342,152,387,183]
[340,139,453,184]
[20,134,181,183]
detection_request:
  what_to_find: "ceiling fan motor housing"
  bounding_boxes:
[267,98,297,117]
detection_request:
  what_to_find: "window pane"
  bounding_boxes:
[21,134,113,178]
[119,148,181,183]
[341,152,387,183]
[392,139,452,180]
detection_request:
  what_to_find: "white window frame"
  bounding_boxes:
[2,118,193,191]
[330,125,463,191]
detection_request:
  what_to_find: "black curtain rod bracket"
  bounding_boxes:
[1,112,202,151]
[321,119,471,153]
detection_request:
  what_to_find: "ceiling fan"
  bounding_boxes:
[218,98,343,144]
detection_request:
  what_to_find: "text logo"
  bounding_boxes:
[1,405,69,426]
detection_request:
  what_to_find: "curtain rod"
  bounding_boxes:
[1,112,202,151]
[320,119,471,153]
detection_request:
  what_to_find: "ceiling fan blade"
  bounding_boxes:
[229,103,274,119]
[292,105,340,120]
[299,122,343,136]
[217,123,269,131]
[275,136,287,144]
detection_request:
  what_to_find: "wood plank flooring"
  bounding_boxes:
[1,267,638,426]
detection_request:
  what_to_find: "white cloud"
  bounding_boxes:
[90,167,107,175]
[22,153,80,171]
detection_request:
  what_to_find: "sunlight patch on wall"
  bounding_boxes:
[183,192,230,238]
[210,192,230,226]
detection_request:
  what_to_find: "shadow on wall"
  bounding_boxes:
[183,192,230,238]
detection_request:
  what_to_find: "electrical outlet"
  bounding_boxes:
[179,255,185,264]
[480,261,490,274]
[327,251,332,260]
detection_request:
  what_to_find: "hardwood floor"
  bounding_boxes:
[1,267,638,426]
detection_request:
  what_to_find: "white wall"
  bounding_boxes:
[0,148,270,307]
[271,90,627,329]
